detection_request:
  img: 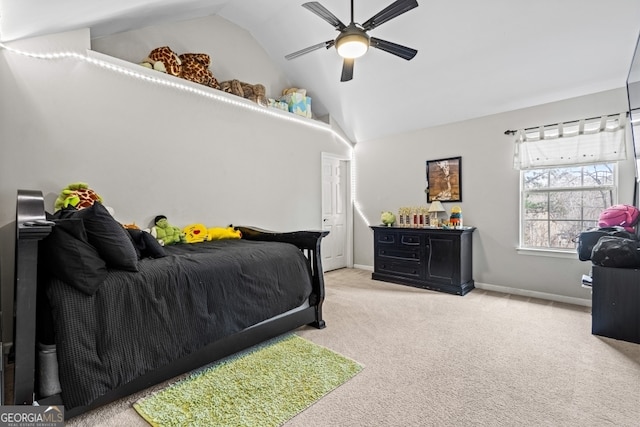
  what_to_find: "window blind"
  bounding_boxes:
[513,113,627,170]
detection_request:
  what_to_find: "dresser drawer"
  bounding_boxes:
[399,234,421,246]
[376,259,422,278]
[377,246,421,261]
[376,231,396,244]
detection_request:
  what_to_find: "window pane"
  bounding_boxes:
[524,164,615,189]
[524,193,547,219]
[549,221,581,249]
[547,167,581,188]
[520,162,616,249]
[582,164,613,186]
[523,170,549,190]
[523,220,549,248]
[548,190,611,220]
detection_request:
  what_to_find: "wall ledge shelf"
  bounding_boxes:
[85,49,333,131]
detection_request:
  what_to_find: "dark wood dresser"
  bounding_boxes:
[591,265,640,344]
[371,226,475,295]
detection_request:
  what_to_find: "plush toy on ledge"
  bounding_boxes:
[178,53,221,89]
[141,46,182,76]
[277,87,312,118]
[140,46,221,90]
[150,215,186,246]
[219,79,268,106]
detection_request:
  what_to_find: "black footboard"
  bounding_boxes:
[13,190,329,418]
[237,226,329,329]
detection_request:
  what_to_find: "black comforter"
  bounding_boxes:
[46,239,313,409]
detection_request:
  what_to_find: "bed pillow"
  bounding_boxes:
[126,228,167,259]
[41,218,108,295]
[73,202,139,271]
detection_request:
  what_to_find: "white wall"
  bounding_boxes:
[0,18,351,343]
[354,88,636,304]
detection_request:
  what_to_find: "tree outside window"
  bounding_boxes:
[521,163,616,249]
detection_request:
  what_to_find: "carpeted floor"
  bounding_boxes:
[67,268,640,427]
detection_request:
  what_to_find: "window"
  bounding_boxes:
[521,164,616,249]
[512,113,627,252]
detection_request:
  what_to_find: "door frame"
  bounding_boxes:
[321,152,353,269]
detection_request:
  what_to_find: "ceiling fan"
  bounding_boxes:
[285,0,419,82]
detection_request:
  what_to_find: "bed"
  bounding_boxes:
[12,189,328,419]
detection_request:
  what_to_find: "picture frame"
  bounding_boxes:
[426,156,462,202]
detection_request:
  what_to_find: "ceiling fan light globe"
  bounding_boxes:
[336,34,369,59]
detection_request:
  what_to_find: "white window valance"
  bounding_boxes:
[513,113,627,170]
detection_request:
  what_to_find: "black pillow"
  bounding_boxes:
[126,228,167,259]
[73,202,139,271]
[41,218,108,295]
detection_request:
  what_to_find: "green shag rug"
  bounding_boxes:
[133,334,363,427]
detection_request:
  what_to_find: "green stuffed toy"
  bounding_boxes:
[150,215,186,246]
[54,182,103,211]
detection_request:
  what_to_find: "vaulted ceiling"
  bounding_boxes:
[2,0,640,142]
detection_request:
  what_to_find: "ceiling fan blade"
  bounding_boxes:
[370,37,417,60]
[302,2,347,30]
[362,0,419,31]
[341,58,354,82]
[285,40,335,60]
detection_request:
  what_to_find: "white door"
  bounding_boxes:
[321,155,348,271]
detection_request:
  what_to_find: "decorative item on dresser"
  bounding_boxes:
[427,201,445,227]
[370,226,476,295]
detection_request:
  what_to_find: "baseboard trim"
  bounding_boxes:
[354,265,592,307]
[474,282,592,307]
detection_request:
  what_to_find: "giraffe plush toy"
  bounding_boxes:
[179,53,221,89]
[141,46,182,76]
[141,47,221,90]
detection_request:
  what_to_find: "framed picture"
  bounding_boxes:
[426,156,462,202]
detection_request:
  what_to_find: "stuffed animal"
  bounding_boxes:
[279,87,312,118]
[182,223,242,242]
[219,79,268,106]
[179,53,221,89]
[150,215,186,246]
[240,82,267,106]
[207,226,242,241]
[140,46,182,76]
[183,223,209,244]
[141,47,221,91]
[54,182,103,211]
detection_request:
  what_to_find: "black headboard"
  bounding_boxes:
[13,190,53,404]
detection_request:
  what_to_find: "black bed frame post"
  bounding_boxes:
[310,237,326,329]
[13,190,52,404]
